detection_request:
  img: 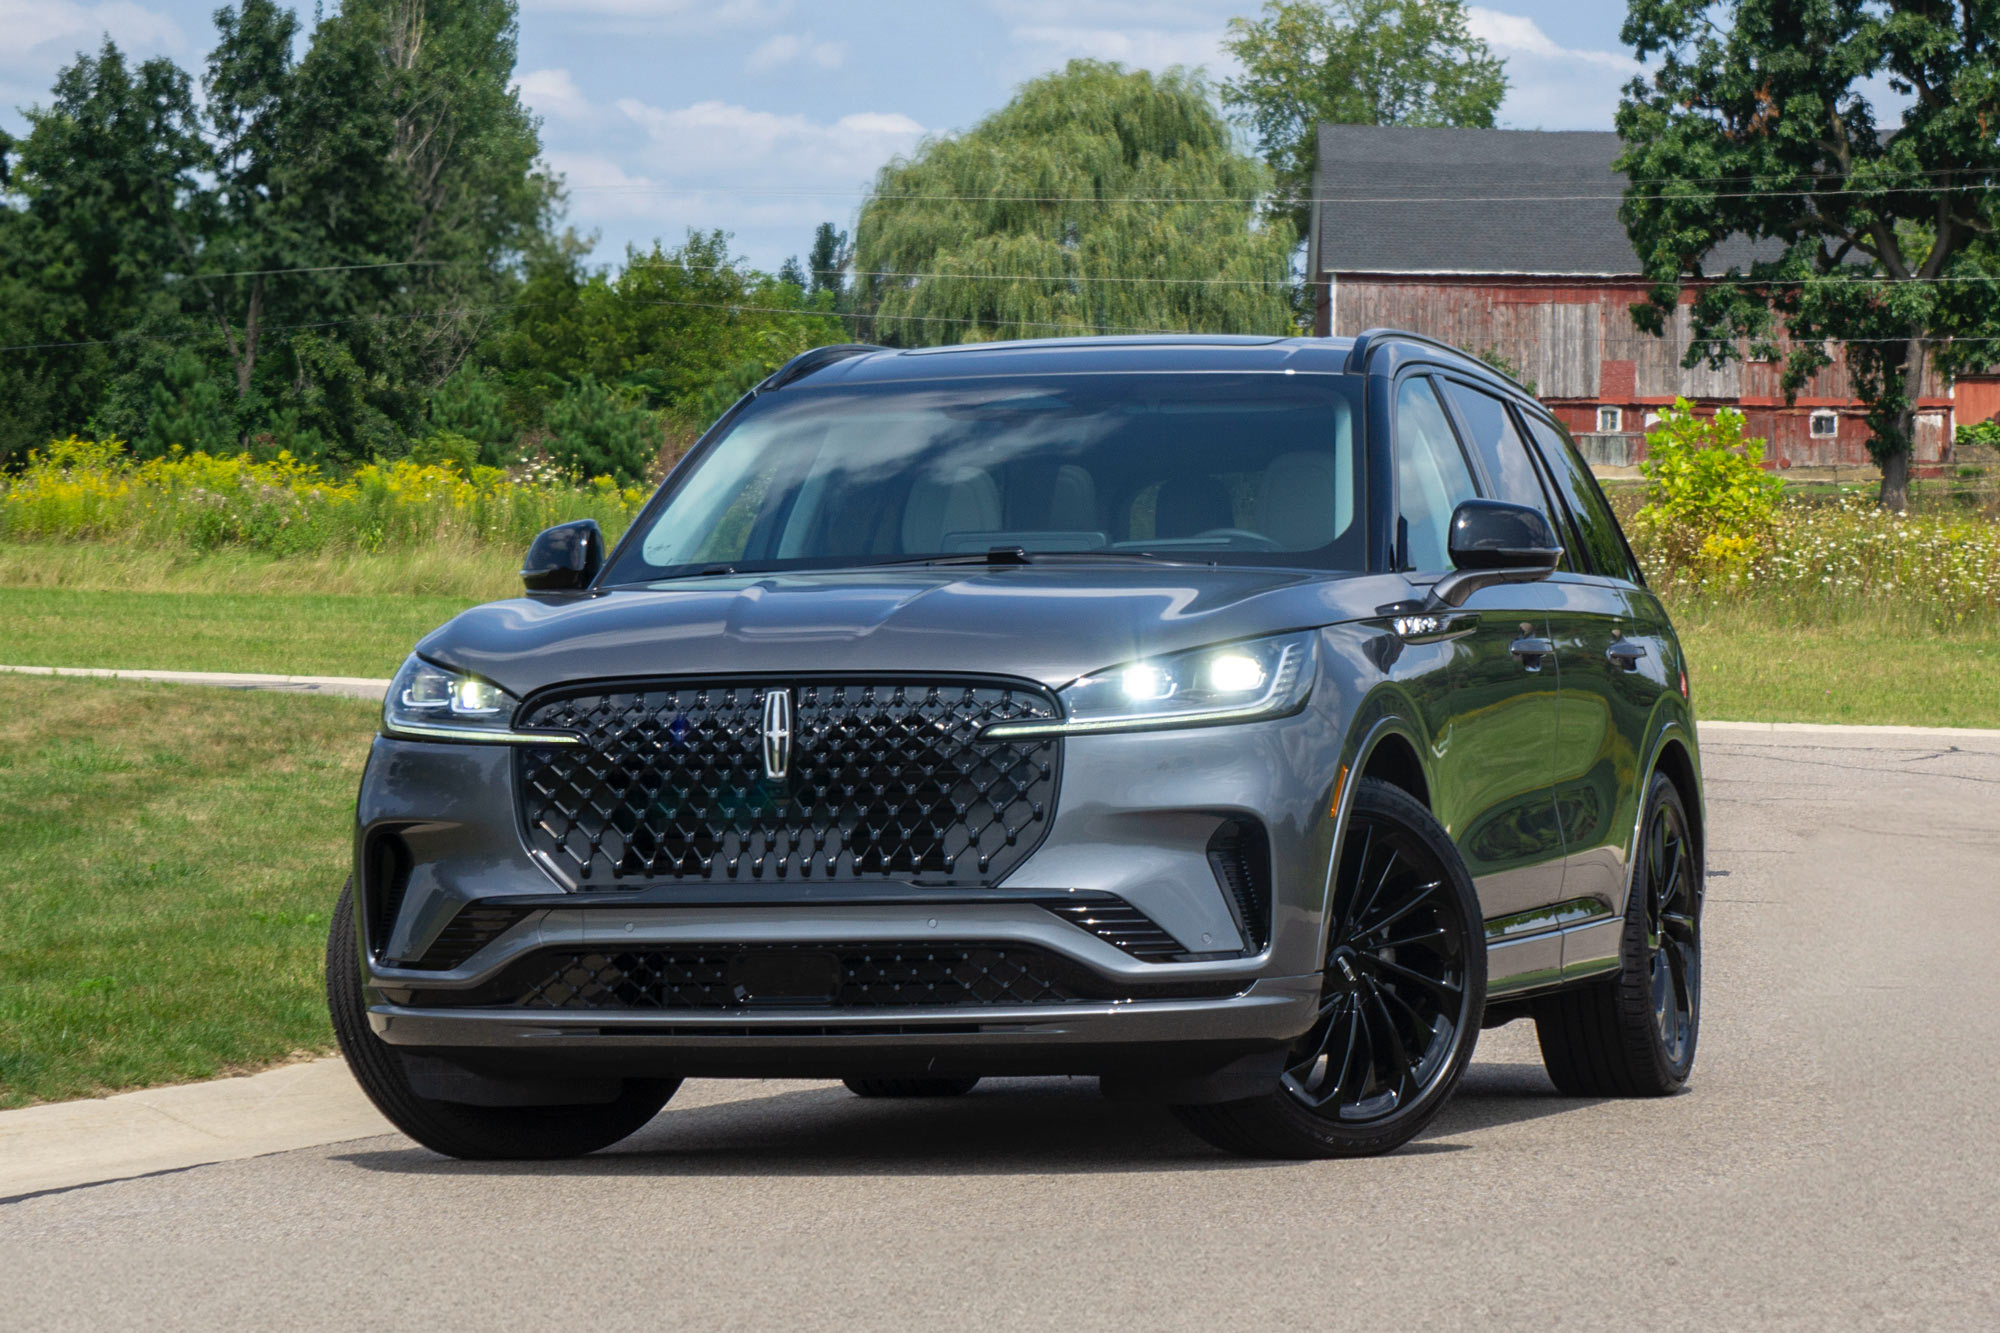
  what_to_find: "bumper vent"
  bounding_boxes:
[516,679,1060,889]
[1207,820,1273,953]
[398,904,535,972]
[363,832,412,960]
[414,943,1240,1011]
[1036,896,1189,962]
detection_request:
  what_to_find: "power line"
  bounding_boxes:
[566,180,2000,207]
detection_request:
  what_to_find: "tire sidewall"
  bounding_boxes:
[1230,779,1487,1156]
[1620,773,1702,1088]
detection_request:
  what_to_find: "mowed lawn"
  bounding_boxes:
[2,579,1998,728]
[0,586,475,679]
[0,675,378,1107]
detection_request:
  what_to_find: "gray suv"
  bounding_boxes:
[327,331,1704,1160]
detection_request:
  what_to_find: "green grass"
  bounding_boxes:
[0,676,378,1107]
[1675,604,2000,729]
[3,543,1998,726]
[0,586,476,678]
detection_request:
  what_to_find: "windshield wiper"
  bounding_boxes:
[858,546,1198,570]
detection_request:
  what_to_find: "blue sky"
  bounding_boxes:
[1,0,1644,272]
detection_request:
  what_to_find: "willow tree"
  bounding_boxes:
[853,62,1296,346]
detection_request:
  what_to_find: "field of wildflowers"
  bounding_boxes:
[0,437,649,558]
[1617,401,2000,628]
[1628,494,2000,626]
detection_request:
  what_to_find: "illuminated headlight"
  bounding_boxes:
[381,654,575,745]
[983,631,1317,738]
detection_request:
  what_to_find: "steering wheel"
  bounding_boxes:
[1189,527,1284,551]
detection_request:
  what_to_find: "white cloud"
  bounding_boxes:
[615,98,925,180]
[1466,8,1638,73]
[515,68,592,121]
[0,0,184,81]
[1461,7,1640,130]
[520,0,789,25]
[1008,24,1230,74]
[744,33,845,74]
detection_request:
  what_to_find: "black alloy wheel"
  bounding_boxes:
[1534,772,1702,1096]
[326,880,680,1160]
[1174,779,1486,1158]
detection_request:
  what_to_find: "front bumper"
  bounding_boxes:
[352,690,1346,1079]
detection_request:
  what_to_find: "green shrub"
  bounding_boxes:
[1632,399,1784,576]
[544,377,660,485]
[429,367,517,466]
[1957,418,2000,452]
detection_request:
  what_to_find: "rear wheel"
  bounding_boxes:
[842,1076,981,1098]
[1173,779,1486,1158]
[1534,773,1701,1096]
[326,879,679,1159]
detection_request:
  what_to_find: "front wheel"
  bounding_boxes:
[326,880,679,1159]
[1173,779,1486,1158]
[1533,772,1701,1096]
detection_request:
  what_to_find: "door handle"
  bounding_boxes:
[1509,636,1554,671]
[1606,640,1647,671]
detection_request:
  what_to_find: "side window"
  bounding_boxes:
[1523,414,1642,582]
[1439,380,1555,517]
[1393,376,1481,571]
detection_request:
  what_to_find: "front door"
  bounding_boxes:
[1390,374,1568,927]
[1519,411,1674,977]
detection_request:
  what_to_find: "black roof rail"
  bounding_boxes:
[1342,327,1534,396]
[757,343,885,393]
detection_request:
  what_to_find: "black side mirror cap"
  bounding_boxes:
[1425,500,1563,609]
[521,519,605,592]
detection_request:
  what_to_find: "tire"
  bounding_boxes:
[326,879,680,1159]
[1533,772,1702,1097]
[1173,779,1486,1159]
[842,1075,981,1098]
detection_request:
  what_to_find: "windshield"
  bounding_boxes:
[603,371,1366,584]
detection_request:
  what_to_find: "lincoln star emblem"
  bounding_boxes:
[760,688,793,780]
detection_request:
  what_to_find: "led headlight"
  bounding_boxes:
[984,630,1317,739]
[381,654,575,745]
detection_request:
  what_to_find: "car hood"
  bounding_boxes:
[419,565,1409,696]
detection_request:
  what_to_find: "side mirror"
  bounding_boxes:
[1426,500,1563,609]
[521,519,604,592]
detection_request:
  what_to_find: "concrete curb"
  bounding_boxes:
[0,664,390,701]
[1697,719,2000,743]
[0,1058,394,1202]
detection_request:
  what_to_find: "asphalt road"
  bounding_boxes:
[6,728,1999,1330]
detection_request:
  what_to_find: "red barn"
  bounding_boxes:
[1307,126,1957,471]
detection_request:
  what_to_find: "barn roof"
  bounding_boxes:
[1310,125,1772,278]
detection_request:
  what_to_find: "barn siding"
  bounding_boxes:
[1324,274,1954,469]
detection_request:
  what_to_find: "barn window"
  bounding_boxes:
[1810,411,1838,438]
[1596,406,1623,433]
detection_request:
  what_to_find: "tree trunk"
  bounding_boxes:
[235,275,264,400]
[1880,331,1926,512]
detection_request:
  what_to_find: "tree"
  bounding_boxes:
[1221,0,1508,236]
[1617,1,2000,510]
[808,222,850,297]
[0,41,205,456]
[493,230,845,422]
[544,376,659,483]
[853,61,1295,345]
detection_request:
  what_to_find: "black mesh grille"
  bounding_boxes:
[516,679,1060,889]
[471,943,1240,1010]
